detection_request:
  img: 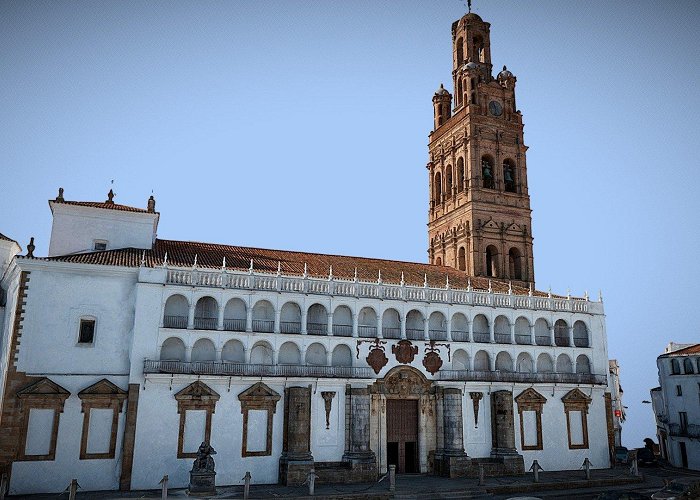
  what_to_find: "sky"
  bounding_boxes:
[1,0,699,449]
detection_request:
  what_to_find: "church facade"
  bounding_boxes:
[0,12,614,495]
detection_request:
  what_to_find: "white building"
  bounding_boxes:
[608,359,625,447]
[0,10,617,495]
[651,343,700,470]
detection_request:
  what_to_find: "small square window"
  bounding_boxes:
[78,319,95,344]
[93,240,107,251]
[676,385,682,396]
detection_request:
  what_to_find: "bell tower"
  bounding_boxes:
[427,12,534,287]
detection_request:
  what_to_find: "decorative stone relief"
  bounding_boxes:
[422,341,451,375]
[357,338,388,374]
[321,391,335,430]
[373,366,432,397]
[392,339,418,364]
[469,391,483,428]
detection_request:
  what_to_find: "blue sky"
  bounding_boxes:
[2,0,699,449]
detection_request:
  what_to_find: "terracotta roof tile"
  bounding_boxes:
[40,239,561,297]
[52,200,153,214]
[660,344,700,357]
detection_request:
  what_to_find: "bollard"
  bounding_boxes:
[68,479,79,500]
[307,468,319,496]
[478,465,484,486]
[630,459,639,477]
[582,458,591,480]
[529,460,542,483]
[242,471,251,500]
[159,474,168,499]
[389,465,396,492]
[0,473,7,500]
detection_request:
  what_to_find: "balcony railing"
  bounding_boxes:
[406,328,424,340]
[193,317,217,330]
[332,324,353,336]
[358,325,377,338]
[382,327,401,339]
[162,267,600,315]
[574,338,590,348]
[535,335,551,346]
[223,318,246,332]
[307,322,327,335]
[515,334,532,345]
[252,319,274,333]
[163,315,188,329]
[451,330,468,342]
[554,336,570,347]
[280,321,302,334]
[494,333,511,344]
[429,329,447,341]
[144,360,374,379]
[437,370,607,385]
[669,423,700,438]
[473,332,490,343]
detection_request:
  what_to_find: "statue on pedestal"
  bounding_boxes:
[188,442,217,496]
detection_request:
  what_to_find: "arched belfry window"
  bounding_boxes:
[456,37,464,67]
[458,247,466,271]
[457,79,463,106]
[446,167,453,198]
[457,158,465,192]
[473,35,484,63]
[485,245,499,277]
[434,172,442,204]
[503,159,516,193]
[508,247,522,280]
[481,156,495,189]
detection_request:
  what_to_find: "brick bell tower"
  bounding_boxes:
[427,11,534,287]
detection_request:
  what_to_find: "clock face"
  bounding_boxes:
[489,100,503,116]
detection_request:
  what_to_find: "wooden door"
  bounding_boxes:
[386,399,418,473]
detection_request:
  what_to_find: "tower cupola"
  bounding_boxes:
[432,84,452,129]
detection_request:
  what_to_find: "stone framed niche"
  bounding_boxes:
[562,388,592,450]
[78,379,127,459]
[514,388,546,451]
[175,381,220,458]
[238,382,280,457]
[16,378,70,461]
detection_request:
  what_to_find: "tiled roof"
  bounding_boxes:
[660,344,700,357]
[0,232,17,243]
[51,200,152,214]
[41,239,555,296]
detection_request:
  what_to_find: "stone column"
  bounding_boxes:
[342,386,376,464]
[436,388,469,477]
[490,390,517,456]
[280,386,313,485]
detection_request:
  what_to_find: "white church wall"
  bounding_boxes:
[311,382,346,462]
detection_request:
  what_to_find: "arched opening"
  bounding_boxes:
[163,294,188,329]
[305,343,327,366]
[457,158,465,192]
[485,245,499,277]
[307,304,328,335]
[252,300,274,333]
[683,358,694,374]
[495,352,513,372]
[456,37,464,66]
[446,167,453,198]
[576,355,591,374]
[514,317,530,344]
[223,298,246,332]
[472,314,490,343]
[473,35,485,63]
[556,354,573,373]
[405,310,424,340]
[160,337,186,361]
[332,344,353,367]
[191,338,216,362]
[481,156,495,189]
[473,350,490,371]
[494,315,511,343]
[554,319,569,347]
[194,297,218,330]
[671,359,680,375]
[457,79,463,106]
[436,257,443,266]
[503,159,516,192]
[453,349,470,370]
[250,341,273,365]
[451,313,468,342]
[221,339,245,363]
[434,172,442,204]
[458,246,466,271]
[280,302,302,334]
[573,321,589,348]
[382,309,401,339]
[332,305,353,337]
[278,342,301,365]
[516,352,534,373]
[508,247,522,281]
[358,307,378,338]
[536,353,554,373]
[428,311,447,340]
[534,318,550,346]
[470,77,477,104]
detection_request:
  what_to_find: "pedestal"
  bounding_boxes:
[188,471,216,496]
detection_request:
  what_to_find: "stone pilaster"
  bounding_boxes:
[489,390,524,474]
[279,386,313,485]
[342,386,375,464]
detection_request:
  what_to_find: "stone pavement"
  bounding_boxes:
[13,464,700,499]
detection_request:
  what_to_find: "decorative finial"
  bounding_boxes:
[467,277,472,292]
[193,254,198,268]
[26,237,35,258]
[528,283,533,297]
[598,289,603,303]
[329,265,333,281]
[106,188,115,204]
[222,256,226,270]
[140,250,146,267]
[56,187,64,202]
[508,281,513,294]
[277,261,281,276]
[249,259,254,274]
[377,269,382,284]
[467,0,472,13]
[566,288,571,299]
[503,65,507,71]
[147,195,156,213]
[400,271,405,286]
[488,279,492,293]
[445,274,450,289]
[424,273,428,288]
[354,267,358,281]
[584,290,589,301]
[162,252,168,267]
[548,286,552,298]
[303,263,308,278]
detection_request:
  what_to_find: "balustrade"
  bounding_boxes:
[193,317,217,330]
[473,332,490,343]
[252,319,274,333]
[144,360,373,379]
[437,370,606,385]
[515,334,531,345]
[163,315,188,329]
[280,321,302,334]
[332,324,353,337]
[223,318,246,332]
[307,322,327,335]
[451,330,469,342]
[358,325,378,338]
[382,327,401,339]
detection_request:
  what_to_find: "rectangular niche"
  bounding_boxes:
[238,382,280,457]
[175,381,220,459]
[25,408,56,457]
[17,378,70,461]
[562,388,591,450]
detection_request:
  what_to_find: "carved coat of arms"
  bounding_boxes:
[366,347,388,374]
[392,340,418,364]
[422,351,443,375]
